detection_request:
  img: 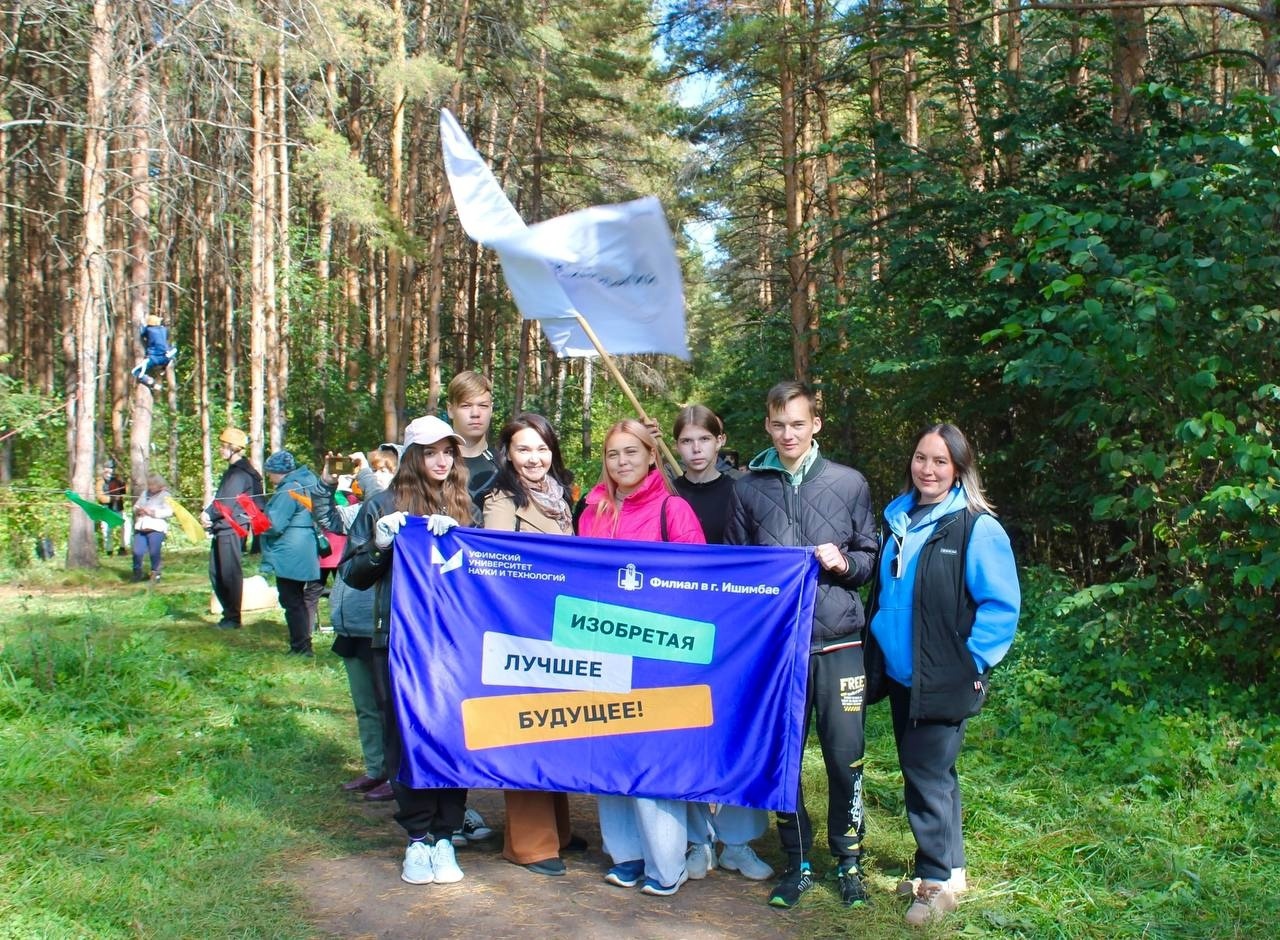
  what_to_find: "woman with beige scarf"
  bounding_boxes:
[481,413,586,876]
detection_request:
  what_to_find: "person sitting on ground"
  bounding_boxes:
[131,472,174,582]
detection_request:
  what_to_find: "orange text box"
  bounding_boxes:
[460,685,713,750]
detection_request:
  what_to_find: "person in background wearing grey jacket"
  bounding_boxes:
[320,444,401,802]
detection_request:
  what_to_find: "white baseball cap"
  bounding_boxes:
[403,415,464,449]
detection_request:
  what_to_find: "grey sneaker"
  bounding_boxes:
[686,842,715,879]
[718,843,774,881]
[905,879,957,926]
[401,840,433,884]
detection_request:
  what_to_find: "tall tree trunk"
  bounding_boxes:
[249,65,268,467]
[382,0,408,442]
[68,0,112,568]
[948,0,983,186]
[275,49,292,450]
[264,61,282,451]
[778,0,810,382]
[128,0,154,494]
[1111,9,1149,130]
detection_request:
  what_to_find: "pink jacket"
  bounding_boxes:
[580,468,706,544]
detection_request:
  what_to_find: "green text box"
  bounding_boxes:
[552,594,715,664]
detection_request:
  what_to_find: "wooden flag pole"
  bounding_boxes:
[573,313,681,473]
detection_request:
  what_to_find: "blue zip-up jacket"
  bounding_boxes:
[868,485,1019,690]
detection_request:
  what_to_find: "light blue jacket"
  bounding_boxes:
[869,484,1020,687]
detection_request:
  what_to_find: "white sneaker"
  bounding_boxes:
[430,838,464,883]
[685,842,715,879]
[451,806,494,846]
[718,843,774,881]
[401,840,434,884]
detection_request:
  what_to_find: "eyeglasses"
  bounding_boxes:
[891,534,904,579]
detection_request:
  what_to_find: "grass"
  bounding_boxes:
[1,550,1276,938]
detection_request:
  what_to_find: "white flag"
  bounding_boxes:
[439,109,689,360]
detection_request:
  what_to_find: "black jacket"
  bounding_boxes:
[339,490,481,649]
[204,458,264,537]
[724,455,877,651]
[865,508,988,722]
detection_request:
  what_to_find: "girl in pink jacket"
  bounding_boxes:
[581,419,706,896]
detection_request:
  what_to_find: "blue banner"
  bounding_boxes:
[388,521,818,812]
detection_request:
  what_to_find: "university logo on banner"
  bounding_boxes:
[388,523,818,812]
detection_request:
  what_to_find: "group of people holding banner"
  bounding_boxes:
[319,373,1019,928]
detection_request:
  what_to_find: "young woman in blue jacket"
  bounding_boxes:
[865,423,1020,927]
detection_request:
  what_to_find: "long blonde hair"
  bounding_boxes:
[590,419,671,531]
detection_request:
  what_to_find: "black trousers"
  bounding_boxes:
[209,533,245,623]
[887,679,967,882]
[777,643,866,866]
[371,646,466,841]
[276,578,316,653]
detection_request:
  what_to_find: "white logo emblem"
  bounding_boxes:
[617,563,643,591]
[431,544,465,573]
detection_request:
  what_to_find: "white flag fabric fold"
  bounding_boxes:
[440,109,689,360]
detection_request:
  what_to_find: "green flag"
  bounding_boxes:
[65,490,125,527]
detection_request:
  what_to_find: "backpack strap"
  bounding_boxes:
[660,497,670,542]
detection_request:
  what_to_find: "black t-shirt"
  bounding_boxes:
[465,449,498,501]
[672,472,737,544]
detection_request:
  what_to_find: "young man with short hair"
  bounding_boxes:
[724,380,877,910]
[446,370,497,499]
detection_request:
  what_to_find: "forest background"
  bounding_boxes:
[0,2,1277,931]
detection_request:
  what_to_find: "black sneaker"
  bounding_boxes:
[835,863,870,908]
[768,866,814,908]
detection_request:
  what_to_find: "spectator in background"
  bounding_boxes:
[95,462,128,554]
[201,428,264,630]
[260,450,322,656]
[131,472,173,582]
[319,443,402,803]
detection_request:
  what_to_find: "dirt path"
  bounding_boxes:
[296,790,824,940]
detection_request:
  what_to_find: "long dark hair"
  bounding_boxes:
[491,412,573,509]
[901,423,996,515]
[391,441,473,521]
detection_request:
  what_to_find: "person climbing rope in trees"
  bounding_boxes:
[131,315,178,389]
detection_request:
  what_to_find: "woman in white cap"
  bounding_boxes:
[341,415,478,887]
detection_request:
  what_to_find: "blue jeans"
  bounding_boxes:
[132,530,164,574]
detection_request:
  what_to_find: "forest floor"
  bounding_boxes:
[294,788,820,940]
